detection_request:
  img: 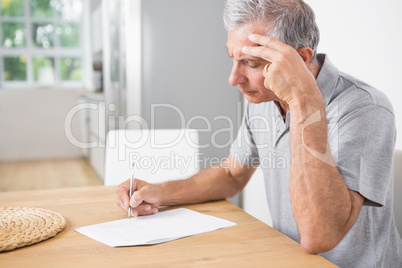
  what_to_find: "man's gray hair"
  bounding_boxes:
[223,0,320,58]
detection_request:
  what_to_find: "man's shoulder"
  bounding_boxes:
[332,71,394,118]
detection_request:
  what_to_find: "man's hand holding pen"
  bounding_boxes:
[116,178,161,217]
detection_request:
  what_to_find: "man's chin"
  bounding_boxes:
[244,95,274,104]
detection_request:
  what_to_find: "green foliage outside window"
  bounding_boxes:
[60,57,81,81]
[30,0,53,18]
[33,56,55,81]
[0,0,83,85]
[1,0,24,17]
[2,22,25,47]
[58,23,79,47]
[32,23,55,48]
[3,57,26,81]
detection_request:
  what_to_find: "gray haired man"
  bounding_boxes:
[116,1,402,266]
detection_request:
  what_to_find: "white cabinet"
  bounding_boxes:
[80,93,106,180]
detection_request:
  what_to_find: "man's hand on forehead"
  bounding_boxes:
[241,34,319,107]
[242,34,293,63]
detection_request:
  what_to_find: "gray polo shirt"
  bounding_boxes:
[231,54,402,267]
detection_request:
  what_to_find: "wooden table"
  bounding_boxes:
[0,186,336,267]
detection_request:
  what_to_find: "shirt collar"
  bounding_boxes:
[315,54,339,106]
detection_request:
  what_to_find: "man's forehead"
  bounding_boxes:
[226,25,265,59]
[226,23,268,47]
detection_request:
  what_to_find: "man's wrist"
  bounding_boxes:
[288,90,325,125]
[159,182,170,206]
[159,180,186,206]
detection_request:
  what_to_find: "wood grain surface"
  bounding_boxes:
[0,186,337,268]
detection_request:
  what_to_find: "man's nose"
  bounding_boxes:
[229,62,247,86]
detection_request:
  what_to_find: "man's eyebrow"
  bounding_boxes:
[242,58,262,62]
[226,46,263,61]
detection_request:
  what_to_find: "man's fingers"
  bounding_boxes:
[116,197,127,212]
[116,178,145,207]
[115,180,131,208]
[242,34,294,62]
[248,34,284,51]
[115,178,161,217]
[242,45,278,63]
[130,190,144,207]
[131,204,159,217]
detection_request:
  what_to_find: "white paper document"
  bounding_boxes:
[75,208,237,247]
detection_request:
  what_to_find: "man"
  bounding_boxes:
[116,0,402,266]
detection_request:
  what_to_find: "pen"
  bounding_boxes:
[129,163,135,219]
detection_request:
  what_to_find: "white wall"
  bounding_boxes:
[242,168,272,226]
[0,89,83,161]
[140,0,242,162]
[139,0,243,206]
[305,0,402,150]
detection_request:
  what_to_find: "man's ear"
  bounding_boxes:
[297,47,314,64]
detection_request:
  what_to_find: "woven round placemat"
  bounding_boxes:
[0,207,66,252]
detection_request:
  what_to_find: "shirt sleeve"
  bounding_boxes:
[330,104,396,207]
[230,102,260,167]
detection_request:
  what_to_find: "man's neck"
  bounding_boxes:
[308,59,322,79]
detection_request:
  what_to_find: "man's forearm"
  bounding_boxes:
[289,98,362,253]
[160,158,251,206]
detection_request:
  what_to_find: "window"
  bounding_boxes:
[0,0,85,87]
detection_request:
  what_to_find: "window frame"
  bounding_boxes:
[0,0,88,89]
